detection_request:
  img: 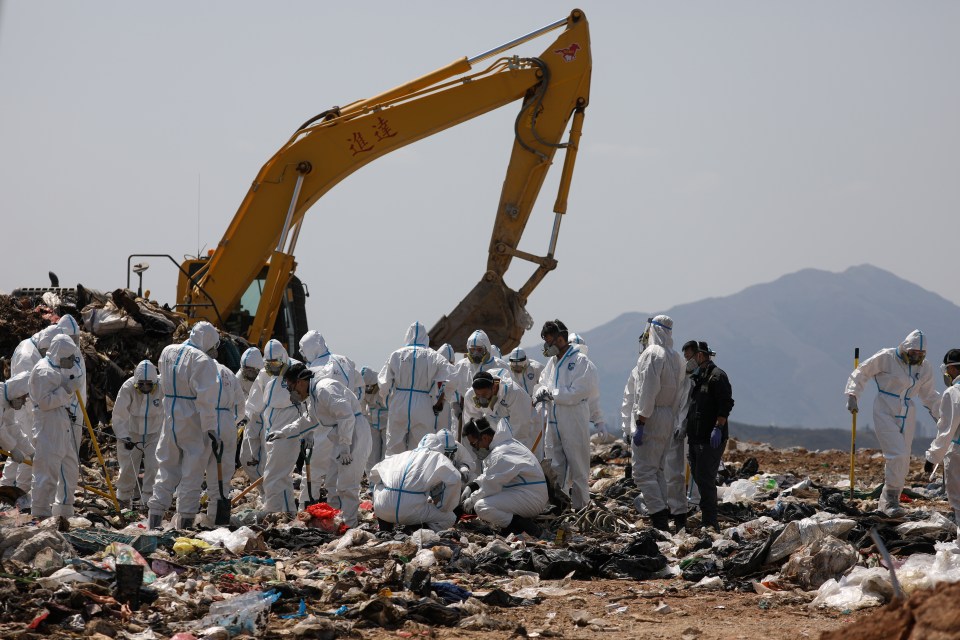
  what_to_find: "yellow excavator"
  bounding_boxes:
[167,8,591,352]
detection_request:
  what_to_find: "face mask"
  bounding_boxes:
[543,342,559,358]
[685,358,697,374]
[136,382,155,395]
[444,448,457,460]
[242,367,259,382]
[942,364,957,388]
[365,384,379,396]
[473,394,490,409]
[265,360,284,376]
[10,397,26,410]
[640,332,649,351]
[58,356,75,369]
[39,348,48,357]
[467,349,486,364]
[509,362,525,374]
[289,386,307,405]
[904,350,926,366]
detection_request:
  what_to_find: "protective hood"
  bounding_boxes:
[508,347,527,362]
[3,371,30,400]
[263,339,290,363]
[647,315,674,350]
[568,333,588,355]
[404,322,429,347]
[56,313,81,338]
[900,330,926,355]
[188,321,220,353]
[240,347,264,369]
[48,334,79,363]
[489,425,513,450]
[299,330,329,362]
[134,360,159,384]
[466,329,492,353]
[361,366,379,386]
[438,343,455,364]
[418,428,458,453]
[37,325,63,350]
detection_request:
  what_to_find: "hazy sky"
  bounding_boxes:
[1,2,957,370]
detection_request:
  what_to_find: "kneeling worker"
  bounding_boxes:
[369,442,462,532]
[460,417,547,536]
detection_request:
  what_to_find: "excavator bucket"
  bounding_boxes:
[429,272,532,353]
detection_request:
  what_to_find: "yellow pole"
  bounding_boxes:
[0,449,31,465]
[75,391,121,513]
[849,348,859,500]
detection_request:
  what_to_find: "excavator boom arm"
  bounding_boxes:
[185,9,591,351]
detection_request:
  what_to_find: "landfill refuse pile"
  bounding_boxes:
[2,436,960,639]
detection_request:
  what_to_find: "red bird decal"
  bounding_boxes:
[554,43,580,62]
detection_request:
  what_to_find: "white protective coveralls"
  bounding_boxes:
[470,426,548,528]
[147,322,220,523]
[369,444,461,530]
[112,361,163,504]
[276,377,372,527]
[361,366,388,472]
[299,331,363,499]
[925,374,960,524]
[463,377,535,449]
[535,343,598,510]
[204,362,244,520]
[0,373,31,464]
[1,327,60,491]
[419,428,479,482]
[378,322,455,455]
[845,330,941,513]
[569,333,614,443]
[508,348,546,458]
[431,344,457,434]
[245,340,302,514]
[30,334,85,519]
[237,348,265,481]
[629,315,685,518]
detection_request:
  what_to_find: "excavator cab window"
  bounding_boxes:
[225,267,308,351]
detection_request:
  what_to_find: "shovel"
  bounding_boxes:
[209,433,232,526]
[302,440,318,508]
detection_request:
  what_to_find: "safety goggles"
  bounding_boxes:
[364,384,379,395]
[904,350,926,366]
[135,381,155,394]
[264,359,284,375]
[467,347,487,363]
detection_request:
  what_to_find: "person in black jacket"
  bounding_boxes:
[684,341,734,531]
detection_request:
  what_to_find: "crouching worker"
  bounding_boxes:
[460,417,548,537]
[419,428,479,483]
[277,364,371,528]
[369,441,462,532]
[0,373,32,466]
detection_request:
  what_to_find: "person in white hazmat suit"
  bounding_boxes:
[244,339,302,515]
[361,367,389,472]
[235,346,263,478]
[147,322,221,529]
[845,329,941,516]
[923,350,960,530]
[621,327,650,478]
[460,417,548,536]
[236,347,264,395]
[30,334,85,519]
[463,371,535,449]
[1,325,61,494]
[203,361,244,522]
[419,428,479,482]
[533,319,598,510]
[298,330,363,502]
[508,347,546,458]
[275,364,372,527]
[112,360,163,509]
[431,344,457,434]
[0,373,31,466]
[629,315,685,531]
[449,330,513,406]
[378,322,455,455]
[369,437,462,532]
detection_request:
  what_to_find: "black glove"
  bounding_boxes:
[122,438,137,450]
[924,460,935,475]
[432,400,444,416]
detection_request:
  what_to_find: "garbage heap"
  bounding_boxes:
[2,437,960,638]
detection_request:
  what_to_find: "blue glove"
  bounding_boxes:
[632,422,644,446]
[710,426,723,449]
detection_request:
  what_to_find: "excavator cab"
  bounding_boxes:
[178,257,308,352]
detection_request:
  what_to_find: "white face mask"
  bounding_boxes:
[543,342,559,358]
[685,358,697,374]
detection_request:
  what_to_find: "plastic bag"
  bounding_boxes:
[767,513,857,563]
[191,589,280,637]
[722,479,758,503]
[780,535,858,590]
[197,527,259,554]
[304,502,343,533]
[104,541,157,584]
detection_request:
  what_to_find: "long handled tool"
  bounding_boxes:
[209,433,232,526]
[232,476,263,506]
[850,348,859,500]
[76,391,121,513]
[301,440,318,508]
[0,449,120,505]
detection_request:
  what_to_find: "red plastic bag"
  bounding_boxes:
[304,502,342,533]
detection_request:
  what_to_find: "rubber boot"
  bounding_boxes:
[377,518,393,532]
[881,489,906,518]
[148,514,162,530]
[505,515,542,537]
[672,512,687,532]
[179,515,195,530]
[649,509,671,532]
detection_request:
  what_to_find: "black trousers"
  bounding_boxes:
[689,439,726,528]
